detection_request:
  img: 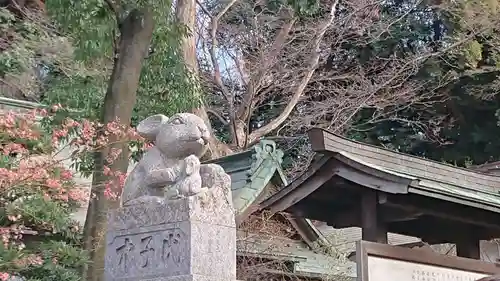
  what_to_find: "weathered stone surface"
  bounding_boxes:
[108,184,234,230]
[120,113,215,206]
[106,112,236,281]
[106,182,236,281]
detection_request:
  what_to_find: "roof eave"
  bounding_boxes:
[259,155,335,213]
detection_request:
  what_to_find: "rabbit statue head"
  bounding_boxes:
[137,113,210,159]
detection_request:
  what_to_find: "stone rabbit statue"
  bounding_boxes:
[120,113,230,207]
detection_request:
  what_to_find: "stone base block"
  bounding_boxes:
[105,188,236,281]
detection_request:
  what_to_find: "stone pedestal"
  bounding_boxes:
[105,187,236,281]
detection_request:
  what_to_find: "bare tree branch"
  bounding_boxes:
[237,14,297,122]
[332,25,493,133]
[195,0,213,19]
[193,0,500,167]
[207,108,229,125]
[197,0,241,145]
[247,0,340,144]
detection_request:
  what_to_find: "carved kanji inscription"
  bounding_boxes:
[139,236,155,268]
[115,238,135,272]
[107,228,187,279]
[162,230,183,265]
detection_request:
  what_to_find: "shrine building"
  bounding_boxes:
[261,128,500,260]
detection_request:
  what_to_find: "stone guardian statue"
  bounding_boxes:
[120,113,231,207]
[106,113,236,281]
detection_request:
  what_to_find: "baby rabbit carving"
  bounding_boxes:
[166,154,207,199]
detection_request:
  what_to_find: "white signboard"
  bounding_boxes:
[367,255,488,281]
[357,241,499,281]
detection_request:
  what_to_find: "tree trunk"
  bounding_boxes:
[82,8,155,281]
[175,0,232,159]
[175,0,197,74]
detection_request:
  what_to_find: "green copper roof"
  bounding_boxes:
[204,140,286,214]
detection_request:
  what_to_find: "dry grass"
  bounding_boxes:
[237,210,349,281]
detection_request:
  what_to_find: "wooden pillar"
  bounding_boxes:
[377,219,388,244]
[456,239,480,260]
[361,191,387,243]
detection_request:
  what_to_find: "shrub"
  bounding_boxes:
[0,106,143,281]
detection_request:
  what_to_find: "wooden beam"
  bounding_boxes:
[382,194,500,232]
[262,157,339,213]
[335,163,409,194]
[456,228,480,260]
[335,153,413,191]
[456,240,480,260]
[308,128,326,151]
[360,190,376,241]
[289,200,359,227]
[361,190,387,243]
[380,204,424,223]
[259,155,332,212]
[377,218,388,244]
[387,219,460,244]
[288,197,423,229]
[282,214,320,250]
